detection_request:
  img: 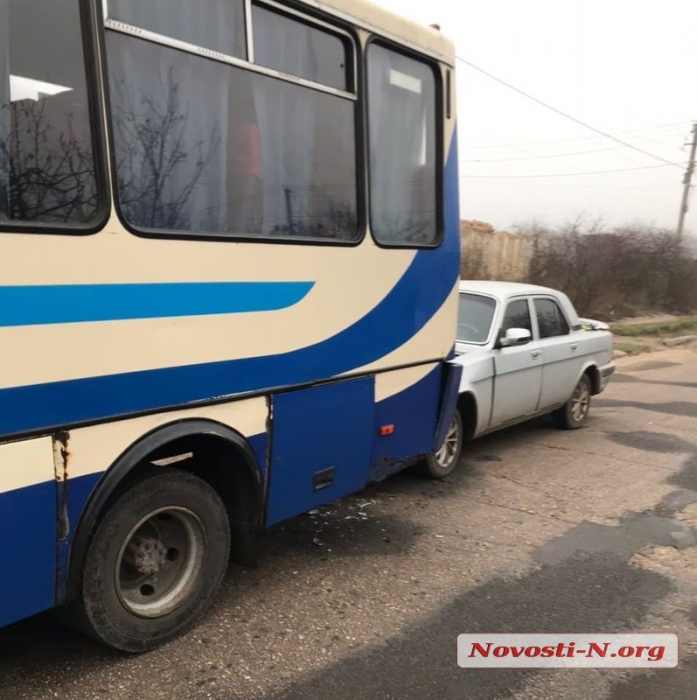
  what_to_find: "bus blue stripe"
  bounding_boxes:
[0,132,460,437]
[0,282,314,327]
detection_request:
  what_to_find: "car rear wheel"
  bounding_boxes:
[552,374,592,430]
[77,468,230,652]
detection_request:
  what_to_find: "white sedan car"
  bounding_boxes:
[427,281,615,477]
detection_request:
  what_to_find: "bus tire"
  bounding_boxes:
[78,468,230,652]
[422,408,463,478]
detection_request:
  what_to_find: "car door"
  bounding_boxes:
[534,296,584,409]
[490,297,544,427]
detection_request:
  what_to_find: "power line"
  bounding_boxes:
[462,122,688,150]
[506,141,595,176]
[461,162,686,179]
[460,130,688,163]
[455,55,684,170]
[469,182,675,190]
[460,141,680,163]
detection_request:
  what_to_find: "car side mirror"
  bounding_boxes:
[499,328,532,348]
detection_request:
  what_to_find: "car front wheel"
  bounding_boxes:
[423,408,463,478]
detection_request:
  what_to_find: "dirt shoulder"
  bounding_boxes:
[610,316,697,358]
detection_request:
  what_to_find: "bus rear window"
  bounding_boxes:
[0,0,98,227]
[367,44,438,246]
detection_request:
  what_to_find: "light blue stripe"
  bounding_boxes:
[0,282,314,327]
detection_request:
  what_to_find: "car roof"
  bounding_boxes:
[458,281,560,300]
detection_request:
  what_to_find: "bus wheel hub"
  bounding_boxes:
[126,536,167,576]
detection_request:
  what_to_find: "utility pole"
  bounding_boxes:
[677,121,697,239]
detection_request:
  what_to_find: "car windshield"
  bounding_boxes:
[457,293,497,343]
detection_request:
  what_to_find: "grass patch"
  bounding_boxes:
[610,317,697,337]
[614,342,651,356]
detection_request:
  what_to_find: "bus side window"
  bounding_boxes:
[105,13,358,241]
[0,0,99,227]
[252,4,351,92]
[107,0,247,60]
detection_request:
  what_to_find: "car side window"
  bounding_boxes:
[535,298,570,338]
[502,299,532,334]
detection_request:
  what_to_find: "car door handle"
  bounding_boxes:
[531,350,542,359]
[570,344,578,352]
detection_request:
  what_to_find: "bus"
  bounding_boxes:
[0,0,461,651]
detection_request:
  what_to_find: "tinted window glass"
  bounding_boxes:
[0,0,98,226]
[253,5,348,91]
[502,300,532,334]
[536,299,570,338]
[457,293,496,343]
[107,32,357,240]
[108,0,247,59]
[368,44,437,245]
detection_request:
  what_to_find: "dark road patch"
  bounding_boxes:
[606,432,697,493]
[597,399,697,418]
[607,431,695,454]
[262,554,672,700]
[623,361,681,372]
[535,513,697,566]
[607,654,697,700]
[667,455,697,492]
[650,489,697,518]
[611,374,638,383]
[611,374,697,389]
[688,605,697,628]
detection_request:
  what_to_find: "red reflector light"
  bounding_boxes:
[380,425,395,436]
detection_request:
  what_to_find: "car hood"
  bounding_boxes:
[577,317,610,331]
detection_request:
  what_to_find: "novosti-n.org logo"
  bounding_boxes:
[457,634,679,668]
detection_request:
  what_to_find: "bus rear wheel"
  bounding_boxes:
[78,469,230,652]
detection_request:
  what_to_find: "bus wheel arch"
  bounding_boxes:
[66,419,265,605]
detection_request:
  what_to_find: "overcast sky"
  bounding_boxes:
[372,0,697,235]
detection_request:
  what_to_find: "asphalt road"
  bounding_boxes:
[2,347,697,700]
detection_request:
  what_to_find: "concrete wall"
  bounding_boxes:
[460,220,537,281]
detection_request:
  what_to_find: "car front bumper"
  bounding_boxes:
[597,361,616,393]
